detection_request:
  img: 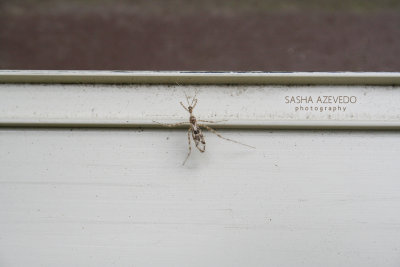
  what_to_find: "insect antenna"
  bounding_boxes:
[175,81,189,107]
[191,89,199,106]
[183,91,191,106]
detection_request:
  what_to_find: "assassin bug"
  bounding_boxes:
[153,90,255,165]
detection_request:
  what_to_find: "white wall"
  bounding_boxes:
[0,72,399,266]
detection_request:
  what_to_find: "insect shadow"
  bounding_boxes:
[153,90,255,165]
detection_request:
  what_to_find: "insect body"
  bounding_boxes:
[189,114,206,153]
[154,91,255,165]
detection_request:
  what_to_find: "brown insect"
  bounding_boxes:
[153,91,255,165]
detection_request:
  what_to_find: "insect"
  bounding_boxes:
[153,91,255,165]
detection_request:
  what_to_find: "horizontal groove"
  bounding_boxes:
[1,120,400,130]
[1,71,400,85]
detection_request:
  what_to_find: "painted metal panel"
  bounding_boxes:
[0,84,399,129]
[0,72,399,267]
[1,129,399,267]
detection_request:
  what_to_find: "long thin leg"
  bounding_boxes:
[183,128,192,165]
[199,124,255,149]
[198,119,228,123]
[152,121,189,127]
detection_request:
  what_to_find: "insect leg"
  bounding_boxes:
[199,124,255,149]
[183,128,192,165]
[198,119,228,123]
[152,121,189,127]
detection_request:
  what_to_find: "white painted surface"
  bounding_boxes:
[0,129,399,267]
[0,72,400,266]
[1,84,400,128]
